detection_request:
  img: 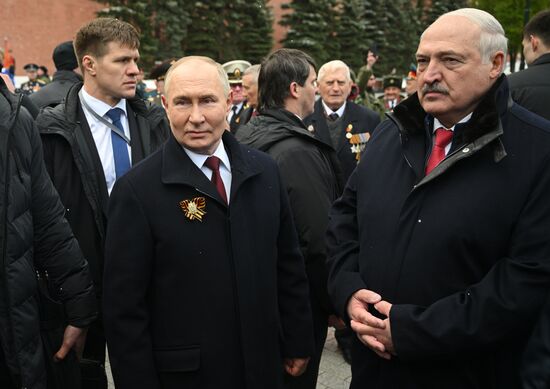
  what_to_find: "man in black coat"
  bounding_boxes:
[304,60,380,182]
[237,49,341,389]
[327,8,550,389]
[30,41,82,109]
[0,76,97,388]
[103,56,314,389]
[508,9,550,120]
[35,18,169,373]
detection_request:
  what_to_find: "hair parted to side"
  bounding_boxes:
[74,18,140,71]
[164,56,230,99]
[258,48,316,111]
[432,8,507,68]
[318,60,351,82]
[524,9,550,47]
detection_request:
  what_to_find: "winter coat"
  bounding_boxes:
[103,131,314,389]
[327,76,550,389]
[508,52,550,120]
[35,83,170,297]
[237,109,342,315]
[29,70,82,109]
[0,77,96,388]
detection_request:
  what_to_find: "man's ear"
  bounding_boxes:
[530,35,539,52]
[489,51,505,79]
[161,94,168,110]
[82,55,96,76]
[289,81,300,99]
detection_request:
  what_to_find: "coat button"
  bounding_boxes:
[462,147,470,153]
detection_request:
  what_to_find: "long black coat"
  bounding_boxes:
[103,132,314,389]
[0,77,96,388]
[327,76,550,388]
[304,99,380,181]
[508,53,550,121]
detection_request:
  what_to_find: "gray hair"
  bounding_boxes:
[434,8,507,69]
[243,64,261,81]
[318,60,351,82]
[164,56,230,98]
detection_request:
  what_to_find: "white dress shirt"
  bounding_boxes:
[322,100,347,118]
[183,140,232,203]
[79,88,132,194]
[433,113,473,155]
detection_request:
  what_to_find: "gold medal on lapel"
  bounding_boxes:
[179,197,206,221]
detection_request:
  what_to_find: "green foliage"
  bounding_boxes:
[337,0,368,71]
[473,0,550,72]
[280,0,333,65]
[96,0,273,70]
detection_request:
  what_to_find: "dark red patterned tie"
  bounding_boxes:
[425,127,453,175]
[204,156,228,204]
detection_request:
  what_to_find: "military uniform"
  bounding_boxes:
[378,75,404,112]
[19,64,46,95]
[146,60,173,107]
[222,60,251,133]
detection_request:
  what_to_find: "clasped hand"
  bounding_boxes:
[347,289,395,360]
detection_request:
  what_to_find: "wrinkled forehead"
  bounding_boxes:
[419,15,481,53]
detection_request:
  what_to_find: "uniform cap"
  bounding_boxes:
[222,60,251,84]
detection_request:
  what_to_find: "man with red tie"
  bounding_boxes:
[327,8,550,389]
[103,56,314,389]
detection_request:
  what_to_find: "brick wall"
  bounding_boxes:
[0,0,103,76]
[0,0,288,77]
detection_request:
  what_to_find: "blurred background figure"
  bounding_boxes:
[19,63,46,95]
[30,41,82,109]
[222,59,251,132]
[37,65,51,84]
[405,64,417,96]
[379,74,403,112]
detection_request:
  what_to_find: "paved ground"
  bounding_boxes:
[106,328,351,388]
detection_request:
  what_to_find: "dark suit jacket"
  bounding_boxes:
[304,100,380,181]
[103,131,314,389]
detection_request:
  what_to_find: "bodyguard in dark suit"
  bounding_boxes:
[304,60,380,181]
[103,56,314,389]
[36,18,169,376]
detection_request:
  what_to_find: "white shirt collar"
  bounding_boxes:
[80,87,127,117]
[433,112,473,133]
[322,100,346,118]
[183,139,231,172]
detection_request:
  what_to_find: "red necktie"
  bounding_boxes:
[425,127,453,175]
[204,156,228,204]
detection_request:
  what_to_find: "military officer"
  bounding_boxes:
[19,63,47,95]
[222,59,251,133]
[146,60,172,106]
[379,74,404,112]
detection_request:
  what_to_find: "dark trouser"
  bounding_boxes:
[83,304,106,364]
[335,326,354,362]
[284,297,328,389]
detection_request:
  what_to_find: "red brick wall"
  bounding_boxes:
[0,1,289,76]
[0,0,103,76]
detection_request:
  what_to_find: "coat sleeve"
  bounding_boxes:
[26,108,97,328]
[326,168,369,321]
[391,153,550,359]
[274,167,315,358]
[275,147,335,314]
[102,176,159,388]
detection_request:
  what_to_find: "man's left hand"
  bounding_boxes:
[284,357,310,376]
[350,300,395,360]
[54,325,88,362]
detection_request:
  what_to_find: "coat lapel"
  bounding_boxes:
[161,131,263,206]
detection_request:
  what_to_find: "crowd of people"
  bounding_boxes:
[0,6,550,389]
